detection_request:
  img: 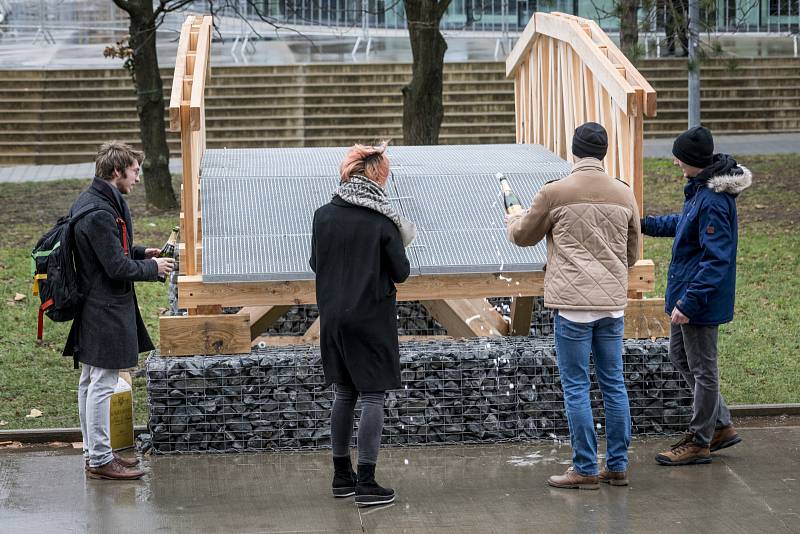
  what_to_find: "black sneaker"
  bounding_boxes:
[355,463,395,507]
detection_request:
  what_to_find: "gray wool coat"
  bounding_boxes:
[62,178,159,369]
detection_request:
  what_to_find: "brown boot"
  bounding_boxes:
[87,458,144,480]
[113,452,140,468]
[85,453,139,470]
[547,466,599,490]
[710,425,742,452]
[655,434,711,466]
[599,467,628,486]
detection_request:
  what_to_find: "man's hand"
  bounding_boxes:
[144,248,161,259]
[504,209,526,227]
[154,257,176,277]
[670,307,689,325]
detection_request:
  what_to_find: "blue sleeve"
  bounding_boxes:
[675,199,734,319]
[641,214,680,237]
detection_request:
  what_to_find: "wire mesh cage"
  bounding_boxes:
[146,337,691,454]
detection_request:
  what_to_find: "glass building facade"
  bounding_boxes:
[249,0,799,33]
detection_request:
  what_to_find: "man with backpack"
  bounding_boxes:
[64,142,174,480]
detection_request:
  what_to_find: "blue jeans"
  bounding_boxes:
[554,315,631,476]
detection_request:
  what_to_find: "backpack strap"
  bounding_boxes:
[71,204,129,254]
[36,298,54,343]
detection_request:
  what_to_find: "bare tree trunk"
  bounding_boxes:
[687,0,701,127]
[618,0,640,58]
[114,0,176,209]
[402,0,451,145]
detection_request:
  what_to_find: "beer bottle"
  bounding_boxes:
[157,225,179,282]
[497,173,523,215]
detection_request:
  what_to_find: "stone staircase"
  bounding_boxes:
[0,58,797,165]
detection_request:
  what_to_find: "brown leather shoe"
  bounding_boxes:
[87,458,144,480]
[710,425,742,452]
[547,466,599,490]
[599,467,628,486]
[113,452,140,468]
[84,453,139,470]
[655,434,711,466]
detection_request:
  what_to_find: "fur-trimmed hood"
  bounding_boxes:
[707,166,752,195]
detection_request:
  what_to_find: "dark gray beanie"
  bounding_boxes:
[672,126,714,169]
[572,122,608,160]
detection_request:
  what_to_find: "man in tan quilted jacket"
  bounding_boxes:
[506,122,641,490]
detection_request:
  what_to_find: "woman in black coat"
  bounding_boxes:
[310,143,414,507]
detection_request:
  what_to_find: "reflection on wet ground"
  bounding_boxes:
[1,427,798,533]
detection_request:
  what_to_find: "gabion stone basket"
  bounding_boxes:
[145,337,691,454]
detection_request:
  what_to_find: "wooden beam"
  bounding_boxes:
[533,12,637,115]
[510,296,535,336]
[159,314,251,356]
[253,334,453,347]
[624,298,670,339]
[178,242,202,272]
[168,17,193,131]
[302,318,321,343]
[506,12,537,78]
[238,305,292,338]
[420,299,508,338]
[178,261,656,308]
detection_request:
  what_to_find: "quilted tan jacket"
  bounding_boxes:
[507,158,641,311]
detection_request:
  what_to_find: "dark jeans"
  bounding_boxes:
[554,315,632,476]
[669,324,733,447]
[331,383,385,465]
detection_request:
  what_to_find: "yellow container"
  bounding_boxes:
[110,372,134,451]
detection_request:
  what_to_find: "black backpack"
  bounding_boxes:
[31,205,128,342]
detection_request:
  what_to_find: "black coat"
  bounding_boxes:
[310,196,410,392]
[63,178,159,369]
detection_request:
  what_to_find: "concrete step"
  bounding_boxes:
[649,76,800,89]
[644,117,800,131]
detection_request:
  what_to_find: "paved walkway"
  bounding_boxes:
[0,134,796,184]
[1,427,798,533]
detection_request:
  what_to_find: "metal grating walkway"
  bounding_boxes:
[201,144,572,282]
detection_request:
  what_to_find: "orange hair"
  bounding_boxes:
[339,141,390,186]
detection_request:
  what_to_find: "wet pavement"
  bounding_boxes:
[1,426,798,533]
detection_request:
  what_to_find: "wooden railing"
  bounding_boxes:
[168,15,212,278]
[506,12,657,219]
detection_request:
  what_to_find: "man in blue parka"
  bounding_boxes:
[642,126,752,466]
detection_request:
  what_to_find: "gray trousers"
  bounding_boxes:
[669,324,732,447]
[330,383,385,465]
[78,364,118,468]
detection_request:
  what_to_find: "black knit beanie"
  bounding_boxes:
[572,122,608,160]
[672,126,714,169]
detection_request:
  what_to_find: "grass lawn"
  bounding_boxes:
[1,155,798,430]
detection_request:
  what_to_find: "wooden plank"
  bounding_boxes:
[168,18,192,131]
[624,298,670,339]
[159,314,251,356]
[178,261,656,308]
[302,318,322,343]
[420,299,506,338]
[509,296,535,336]
[179,105,196,276]
[238,305,292,338]
[534,13,636,116]
[178,242,202,271]
[190,17,212,131]
[505,12,538,78]
[585,19,657,117]
[253,334,453,347]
